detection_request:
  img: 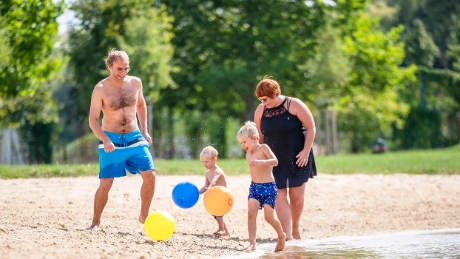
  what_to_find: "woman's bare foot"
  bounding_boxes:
[292,227,301,240]
[243,244,256,251]
[275,234,286,252]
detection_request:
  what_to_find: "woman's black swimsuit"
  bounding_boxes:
[260,96,317,189]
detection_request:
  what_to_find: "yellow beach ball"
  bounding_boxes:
[144,210,175,241]
[203,186,234,216]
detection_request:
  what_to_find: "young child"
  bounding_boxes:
[199,145,230,237]
[237,121,285,252]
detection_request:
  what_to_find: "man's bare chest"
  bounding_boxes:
[104,88,138,110]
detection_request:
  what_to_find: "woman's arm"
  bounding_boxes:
[254,104,265,144]
[290,98,316,165]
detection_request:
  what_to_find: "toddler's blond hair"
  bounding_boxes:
[237,121,260,139]
[200,145,219,158]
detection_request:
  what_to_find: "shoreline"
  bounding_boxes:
[1,174,459,258]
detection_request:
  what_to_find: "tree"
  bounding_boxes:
[337,13,416,152]
[0,0,64,164]
[158,0,328,157]
[300,19,352,101]
[161,0,327,119]
[0,15,10,71]
[403,19,439,67]
[65,0,175,143]
[17,87,60,163]
[0,0,64,97]
[375,0,460,146]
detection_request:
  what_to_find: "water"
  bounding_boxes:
[227,229,460,259]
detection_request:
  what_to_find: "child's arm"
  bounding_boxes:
[199,177,210,194]
[248,145,278,167]
[262,145,278,166]
[208,171,223,188]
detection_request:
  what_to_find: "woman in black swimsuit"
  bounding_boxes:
[254,76,317,240]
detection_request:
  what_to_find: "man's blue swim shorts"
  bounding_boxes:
[98,130,155,178]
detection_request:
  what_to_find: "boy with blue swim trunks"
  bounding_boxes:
[87,49,156,230]
[237,121,285,252]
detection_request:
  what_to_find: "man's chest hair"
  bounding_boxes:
[104,86,138,110]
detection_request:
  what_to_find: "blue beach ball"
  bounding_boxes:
[172,181,199,209]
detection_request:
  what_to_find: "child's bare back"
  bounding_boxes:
[198,146,230,237]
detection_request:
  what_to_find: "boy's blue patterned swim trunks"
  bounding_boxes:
[98,130,155,178]
[248,181,278,209]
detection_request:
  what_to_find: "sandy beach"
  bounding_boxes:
[1,174,459,259]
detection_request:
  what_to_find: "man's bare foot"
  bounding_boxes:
[214,230,230,237]
[275,233,286,252]
[86,224,99,231]
[139,215,147,224]
[285,235,294,241]
[243,244,256,251]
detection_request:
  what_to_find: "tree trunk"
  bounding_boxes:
[244,89,255,122]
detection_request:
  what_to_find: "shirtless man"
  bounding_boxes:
[87,49,156,230]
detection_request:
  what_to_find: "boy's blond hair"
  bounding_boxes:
[200,145,219,158]
[237,121,260,139]
[105,48,130,67]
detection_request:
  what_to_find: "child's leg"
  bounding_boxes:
[215,217,230,236]
[244,198,260,251]
[213,217,220,235]
[263,204,286,252]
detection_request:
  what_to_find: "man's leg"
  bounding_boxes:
[87,178,114,230]
[139,169,156,224]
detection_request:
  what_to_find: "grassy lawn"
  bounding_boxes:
[1,145,459,179]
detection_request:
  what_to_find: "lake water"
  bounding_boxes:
[225,229,460,259]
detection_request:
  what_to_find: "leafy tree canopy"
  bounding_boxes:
[66,0,175,124]
[0,0,64,97]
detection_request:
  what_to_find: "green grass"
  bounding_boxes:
[1,145,459,179]
[317,145,460,174]
[0,163,99,179]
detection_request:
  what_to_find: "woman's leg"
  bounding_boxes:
[288,183,306,239]
[275,188,293,240]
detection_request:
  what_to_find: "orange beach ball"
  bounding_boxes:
[203,186,234,216]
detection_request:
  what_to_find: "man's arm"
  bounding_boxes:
[89,84,114,152]
[135,78,152,144]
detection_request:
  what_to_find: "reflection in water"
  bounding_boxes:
[261,245,378,259]
[252,229,460,259]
